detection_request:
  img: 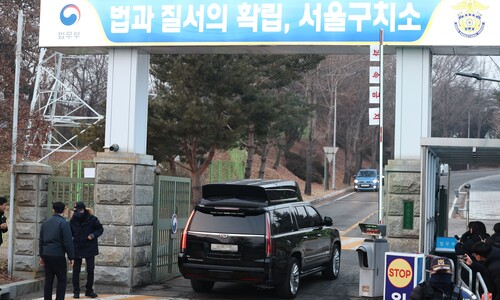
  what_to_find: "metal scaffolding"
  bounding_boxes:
[24,48,104,162]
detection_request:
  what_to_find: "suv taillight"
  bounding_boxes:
[265,212,272,257]
[180,210,195,253]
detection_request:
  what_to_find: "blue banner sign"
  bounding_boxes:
[39,0,500,48]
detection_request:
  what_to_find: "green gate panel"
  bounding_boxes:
[152,176,191,283]
[47,177,95,218]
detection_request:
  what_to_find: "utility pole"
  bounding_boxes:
[9,9,24,274]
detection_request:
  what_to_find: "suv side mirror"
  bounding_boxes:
[324,216,333,226]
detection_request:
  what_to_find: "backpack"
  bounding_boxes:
[421,281,462,300]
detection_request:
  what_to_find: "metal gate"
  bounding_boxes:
[420,147,441,254]
[47,177,95,217]
[152,176,191,282]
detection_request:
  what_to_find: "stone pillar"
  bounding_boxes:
[384,160,420,253]
[12,162,53,279]
[388,47,432,252]
[93,152,155,293]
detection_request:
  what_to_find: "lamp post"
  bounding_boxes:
[455,71,500,135]
[455,72,499,170]
[332,71,357,190]
[455,72,500,83]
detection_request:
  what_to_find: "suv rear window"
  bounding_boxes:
[190,209,265,234]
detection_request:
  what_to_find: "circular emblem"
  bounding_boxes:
[171,214,178,234]
[60,4,81,26]
[454,13,485,38]
[387,258,413,288]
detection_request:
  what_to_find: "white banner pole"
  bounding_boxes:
[378,29,384,224]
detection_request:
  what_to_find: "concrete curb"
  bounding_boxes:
[0,278,43,300]
[309,187,353,205]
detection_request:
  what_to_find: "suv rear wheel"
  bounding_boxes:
[276,257,300,299]
[322,243,340,280]
[191,279,215,293]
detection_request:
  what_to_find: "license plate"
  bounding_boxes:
[211,243,238,252]
[360,184,370,187]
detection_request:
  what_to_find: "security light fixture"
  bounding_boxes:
[455,72,500,82]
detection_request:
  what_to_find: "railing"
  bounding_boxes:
[456,261,488,300]
[456,260,473,288]
[474,272,488,300]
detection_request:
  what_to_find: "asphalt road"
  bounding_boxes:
[28,170,499,300]
[129,191,380,300]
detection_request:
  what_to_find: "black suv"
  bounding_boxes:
[179,179,341,298]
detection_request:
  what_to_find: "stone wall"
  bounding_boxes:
[93,152,155,293]
[384,159,421,252]
[13,162,53,279]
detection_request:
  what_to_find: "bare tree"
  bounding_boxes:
[0,1,47,166]
[305,82,318,195]
[432,56,478,137]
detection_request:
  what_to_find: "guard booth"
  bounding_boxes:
[420,137,500,254]
[356,223,388,298]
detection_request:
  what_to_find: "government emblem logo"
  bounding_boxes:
[452,0,488,38]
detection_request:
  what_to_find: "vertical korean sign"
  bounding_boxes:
[369,45,380,125]
[369,30,384,224]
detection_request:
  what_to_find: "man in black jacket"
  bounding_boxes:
[464,241,500,300]
[39,201,74,300]
[0,197,8,246]
[70,201,103,299]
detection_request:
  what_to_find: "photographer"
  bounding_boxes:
[463,241,500,300]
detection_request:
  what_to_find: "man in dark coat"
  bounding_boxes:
[456,221,490,256]
[0,197,8,246]
[70,201,103,299]
[409,256,462,300]
[39,201,74,300]
[464,241,500,300]
[490,223,500,248]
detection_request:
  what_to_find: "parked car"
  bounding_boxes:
[354,169,379,192]
[178,179,341,299]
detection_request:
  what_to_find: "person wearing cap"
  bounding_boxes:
[39,201,74,300]
[409,256,462,300]
[464,241,500,300]
[70,201,103,299]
